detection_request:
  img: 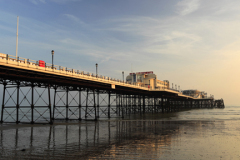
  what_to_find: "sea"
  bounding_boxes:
[0,106,240,160]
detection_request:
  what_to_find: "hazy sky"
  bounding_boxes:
[0,0,239,106]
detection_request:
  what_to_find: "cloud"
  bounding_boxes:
[63,14,87,26]
[176,0,200,16]
[98,16,203,55]
[29,0,81,5]
[29,0,46,5]
[50,0,81,4]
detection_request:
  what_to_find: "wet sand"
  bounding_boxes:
[1,107,240,159]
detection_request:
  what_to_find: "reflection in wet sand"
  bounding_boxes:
[1,107,240,159]
[0,120,180,159]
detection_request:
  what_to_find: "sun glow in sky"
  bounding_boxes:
[0,0,240,105]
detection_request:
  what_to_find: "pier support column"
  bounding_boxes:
[78,88,82,121]
[0,81,6,123]
[48,84,53,124]
[31,82,34,124]
[85,89,89,119]
[143,95,145,114]
[121,94,124,118]
[94,90,97,121]
[108,91,111,118]
[116,94,120,116]
[153,97,157,113]
[139,95,142,114]
[66,87,69,120]
[125,95,128,115]
[167,98,170,113]
[16,81,20,124]
[161,97,164,113]
[97,90,99,119]
[52,85,57,120]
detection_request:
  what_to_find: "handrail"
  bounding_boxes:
[0,54,149,88]
[0,53,206,99]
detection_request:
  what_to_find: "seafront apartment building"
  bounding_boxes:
[126,71,169,90]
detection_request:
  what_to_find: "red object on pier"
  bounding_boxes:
[39,60,45,67]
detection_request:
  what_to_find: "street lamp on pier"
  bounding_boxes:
[51,50,54,69]
[122,71,124,82]
[95,63,98,77]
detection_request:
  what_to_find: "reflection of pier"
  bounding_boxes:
[0,120,180,159]
[0,54,224,124]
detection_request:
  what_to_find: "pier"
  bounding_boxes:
[0,54,224,124]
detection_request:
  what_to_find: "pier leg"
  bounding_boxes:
[85,89,89,119]
[133,95,136,114]
[31,82,34,124]
[94,90,97,121]
[108,91,110,118]
[78,88,82,120]
[139,95,142,114]
[121,94,124,118]
[66,87,69,120]
[126,95,128,115]
[128,95,131,115]
[167,98,170,113]
[153,97,157,113]
[161,97,164,113]
[0,82,6,123]
[143,95,145,114]
[127,95,131,115]
[48,84,53,124]
[151,97,154,113]
[116,94,119,116]
[53,86,57,120]
[97,90,99,119]
[16,81,20,124]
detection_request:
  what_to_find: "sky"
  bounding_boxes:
[0,0,240,106]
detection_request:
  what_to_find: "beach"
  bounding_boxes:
[0,106,240,159]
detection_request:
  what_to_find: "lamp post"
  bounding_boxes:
[95,63,98,77]
[122,71,124,82]
[51,50,54,69]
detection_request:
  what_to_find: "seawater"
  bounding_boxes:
[0,106,240,159]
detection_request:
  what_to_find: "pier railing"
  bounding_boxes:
[0,54,208,99]
[0,54,143,84]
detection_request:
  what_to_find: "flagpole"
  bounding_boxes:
[16,16,19,59]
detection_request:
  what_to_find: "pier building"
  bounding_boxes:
[126,71,170,90]
[182,90,208,99]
